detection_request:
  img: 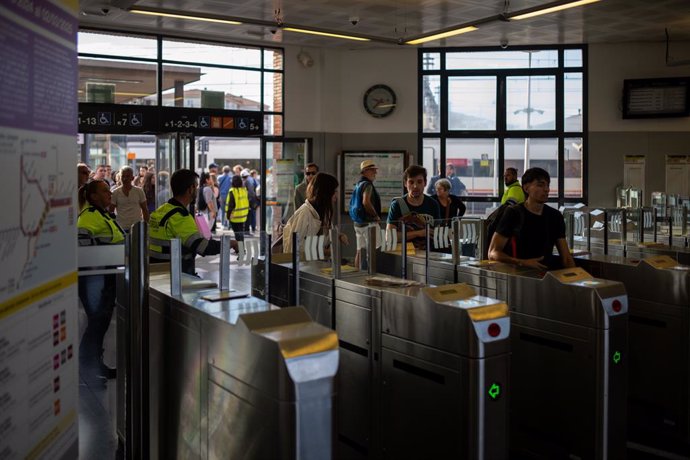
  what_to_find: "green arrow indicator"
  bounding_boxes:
[613,351,621,364]
[488,383,501,400]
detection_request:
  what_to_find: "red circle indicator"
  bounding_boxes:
[612,299,622,312]
[488,323,501,337]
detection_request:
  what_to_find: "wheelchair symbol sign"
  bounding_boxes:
[199,116,210,128]
[98,112,112,125]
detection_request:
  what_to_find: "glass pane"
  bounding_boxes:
[264,141,306,234]
[161,65,261,110]
[446,50,558,70]
[446,138,498,197]
[162,39,261,67]
[264,114,283,135]
[506,76,556,130]
[78,31,157,59]
[564,73,583,132]
[264,49,284,70]
[564,137,583,198]
[264,71,283,112]
[448,76,496,130]
[564,49,583,67]
[422,138,441,195]
[422,75,441,133]
[504,138,559,197]
[79,57,157,104]
[422,52,441,70]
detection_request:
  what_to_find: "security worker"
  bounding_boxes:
[149,169,221,275]
[77,179,125,380]
[226,174,249,242]
[501,167,526,205]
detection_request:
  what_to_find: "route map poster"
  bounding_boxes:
[341,151,407,214]
[0,1,79,459]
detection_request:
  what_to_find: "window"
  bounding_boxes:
[420,46,587,207]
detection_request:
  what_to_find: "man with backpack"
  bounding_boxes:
[488,167,575,270]
[350,160,381,269]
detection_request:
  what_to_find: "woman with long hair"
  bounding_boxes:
[142,172,156,212]
[282,172,339,253]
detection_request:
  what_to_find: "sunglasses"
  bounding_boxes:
[305,171,317,176]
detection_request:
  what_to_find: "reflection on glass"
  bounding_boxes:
[564,49,583,67]
[79,57,158,104]
[448,76,497,130]
[564,137,583,198]
[447,50,558,70]
[422,138,441,195]
[422,75,441,132]
[446,138,498,197]
[422,53,441,70]
[163,39,261,67]
[506,75,555,130]
[504,138,558,196]
[263,49,284,70]
[564,73,583,132]
[78,31,157,59]
[160,65,261,110]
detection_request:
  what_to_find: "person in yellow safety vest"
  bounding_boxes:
[77,179,125,381]
[149,169,221,275]
[226,174,249,242]
[501,167,526,205]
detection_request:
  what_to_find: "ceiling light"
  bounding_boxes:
[283,27,370,42]
[405,26,478,45]
[130,9,242,25]
[509,0,601,21]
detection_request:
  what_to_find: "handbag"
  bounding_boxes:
[195,213,212,240]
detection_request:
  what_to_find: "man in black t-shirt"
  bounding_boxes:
[488,167,575,270]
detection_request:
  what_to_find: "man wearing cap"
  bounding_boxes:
[208,162,219,176]
[349,160,381,269]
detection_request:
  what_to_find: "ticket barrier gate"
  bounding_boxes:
[456,262,628,459]
[576,253,690,454]
[116,226,339,459]
[335,274,510,459]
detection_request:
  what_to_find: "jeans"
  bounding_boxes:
[78,274,116,362]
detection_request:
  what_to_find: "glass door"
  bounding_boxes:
[261,138,311,235]
[155,133,194,208]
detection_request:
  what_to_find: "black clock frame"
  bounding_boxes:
[363,84,397,118]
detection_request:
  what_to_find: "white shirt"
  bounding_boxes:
[111,185,146,230]
[283,201,323,253]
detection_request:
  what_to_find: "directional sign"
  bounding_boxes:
[130,113,142,127]
[612,351,622,364]
[488,382,502,400]
[97,112,112,126]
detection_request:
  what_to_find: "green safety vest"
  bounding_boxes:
[227,187,249,223]
[78,206,125,244]
[501,181,526,205]
[148,201,202,260]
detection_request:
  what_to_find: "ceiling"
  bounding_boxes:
[78,0,690,50]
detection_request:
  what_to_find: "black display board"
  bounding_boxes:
[78,103,263,135]
[623,77,690,119]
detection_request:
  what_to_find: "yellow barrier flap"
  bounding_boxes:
[423,283,476,302]
[549,267,593,283]
[642,255,678,269]
[467,303,509,322]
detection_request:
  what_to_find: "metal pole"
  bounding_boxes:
[621,209,627,258]
[669,215,673,248]
[682,207,688,243]
[401,225,407,279]
[264,233,272,301]
[127,222,149,459]
[367,225,377,276]
[291,231,300,305]
[479,219,488,260]
[425,223,431,285]
[219,235,231,292]
[170,238,182,296]
[603,210,609,256]
[653,207,658,242]
[587,212,592,253]
[330,228,341,279]
[638,208,644,243]
[566,212,575,250]
[452,219,460,284]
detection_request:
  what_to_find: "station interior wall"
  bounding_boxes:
[282,40,690,209]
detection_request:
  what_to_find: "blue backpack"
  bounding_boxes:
[349,180,368,223]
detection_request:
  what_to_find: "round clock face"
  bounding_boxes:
[363,84,396,118]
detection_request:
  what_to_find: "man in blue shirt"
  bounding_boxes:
[217,165,232,229]
[426,163,467,196]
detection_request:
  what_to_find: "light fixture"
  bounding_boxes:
[130,8,242,25]
[508,0,601,21]
[283,27,370,42]
[405,26,478,45]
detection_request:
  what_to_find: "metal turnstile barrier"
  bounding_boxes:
[456,262,628,459]
[576,253,690,454]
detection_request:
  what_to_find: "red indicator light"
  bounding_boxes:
[612,299,622,312]
[488,323,501,337]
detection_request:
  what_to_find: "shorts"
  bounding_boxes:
[354,223,380,250]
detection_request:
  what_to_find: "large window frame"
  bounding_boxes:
[418,45,587,207]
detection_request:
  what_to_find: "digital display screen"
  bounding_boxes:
[623,77,690,119]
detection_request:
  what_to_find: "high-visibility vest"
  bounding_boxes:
[78,206,125,244]
[501,181,526,205]
[148,201,201,261]
[227,187,249,223]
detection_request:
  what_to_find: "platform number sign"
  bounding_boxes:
[488,382,502,400]
[612,350,622,364]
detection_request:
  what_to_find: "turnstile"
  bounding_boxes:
[147,273,339,459]
[334,276,510,459]
[576,253,690,453]
[456,262,628,459]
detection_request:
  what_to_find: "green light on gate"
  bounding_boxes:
[488,383,501,400]
[613,351,622,364]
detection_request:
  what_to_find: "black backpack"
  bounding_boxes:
[197,184,208,211]
[484,202,524,258]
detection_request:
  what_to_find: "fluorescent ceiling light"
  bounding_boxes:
[405,26,478,45]
[509,0,601,20]
[130,9,242,25]
[283,27,370,42]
